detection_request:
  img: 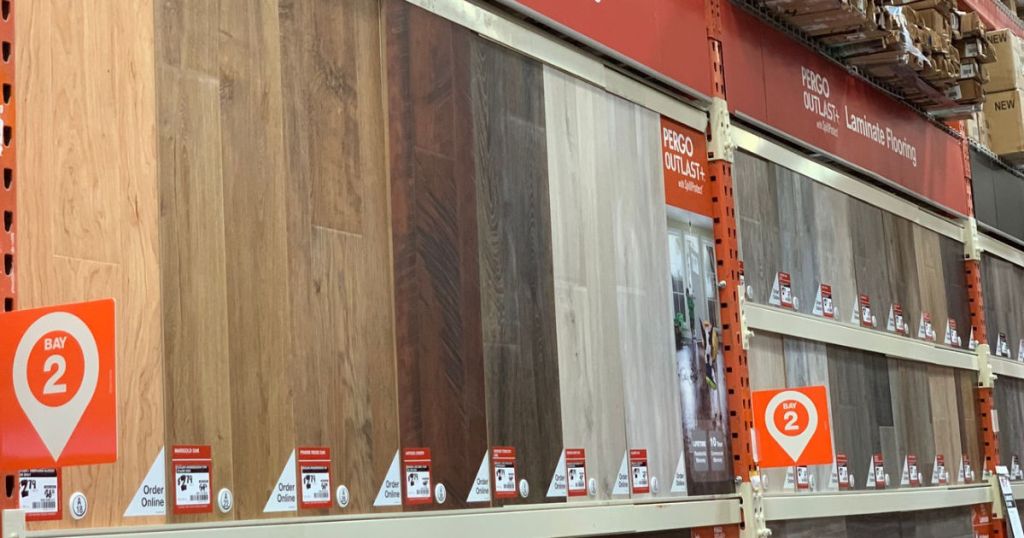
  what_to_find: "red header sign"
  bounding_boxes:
[0,299,116,470]
[495,0,712,97]
[722,4,969,215]
[661,116,712,216]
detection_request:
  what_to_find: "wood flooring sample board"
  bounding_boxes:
[387,0,488,510]
[543,67,628,501]
[471,38,563,505]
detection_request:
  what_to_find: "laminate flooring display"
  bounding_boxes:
[470,37,563,505]
[157,0,400,520]
[774,167,818,314]
[543,67,628,501]
[938,237,972,349]
[387,0,488,510]
[19,0,164,528]
[734,151,781,304]
[881,214,922,332]
[608,90,688,499]
[954,369,983,474]
[849,198,896,329]
[981,253,1024,356]
[996,376,1024,467]
[808,181,859,324]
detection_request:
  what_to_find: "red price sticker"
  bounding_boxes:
[566,449,588,497]
[629,449,650,494]
[297,447,331,509]
[492,447,517,499]
[402,448,432,505]
[172,445,212,514]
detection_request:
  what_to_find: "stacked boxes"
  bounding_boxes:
[983,29,1024,161]
[762,0,993,111]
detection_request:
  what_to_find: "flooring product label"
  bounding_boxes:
[402,448,433,506]
[958,454,975,483]
[918,312,935,341]
[769,272,795,309]
[661,116,711,216]
[545,450,566,499]
[866,453,886,489]
[670,451,688,494]
[124,448,166,517]
[900,454,920,487]
[886,304,907,336]
[373,451,402,507]
[932,454,948,486]
[752,386,833,467]
[171,445,212,514]
[852,294,874,328]
[566,449,588,497]
[492,447,517,500]
[835,453,852,490]
[263,450,297,513]
[812,284,835,319]
[297,447,331,509]
[18,468,60,521]
[629,449,650,494]
[999,332,1012,358]
[945,319,960,346]
[1013,456,1023,480]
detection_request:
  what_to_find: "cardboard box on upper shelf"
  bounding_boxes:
[985,29,1024,92]
[984,88,1024,163]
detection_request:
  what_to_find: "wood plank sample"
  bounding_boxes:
[470,38,562,505]
[543,67,628,501]
[927,366,964,483]
[849,199,894,329]
[809,182,859,325]
[782,337,835,488]
[387,0,488,509]
[733,151,781,304]
[886,360,936,484]
[938,237,971,349]
[774,167,818,313]
[770,517,848,537]
[881,214,922,332]
[19,0,164,527]
[954,369,982,474]
[913,226,949,342]
[996,376,1024,465]
[608,96,688,498]
[277,0,399,515]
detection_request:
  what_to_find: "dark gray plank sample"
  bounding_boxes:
[809,181,859,327]
[997,376,1024,467]
[887,360,936,484]
[849,199,894,328]
[938,237,970,349]
[827,345,894,486]
[734,151,781,304]
[954,369,983,475]
[770,517,848,537]
[881,214,922,333]
[774,166,818,314]
[470,37,563,506]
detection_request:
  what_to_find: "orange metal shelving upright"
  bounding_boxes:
[693,1,750,536]
[0,0,16,513]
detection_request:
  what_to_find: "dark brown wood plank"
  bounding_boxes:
[470,38,562,505]
[387,0,488,509]
[849,199,894,328]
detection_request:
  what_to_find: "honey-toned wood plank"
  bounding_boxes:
[19,0,164,528]
[277,0,399,515]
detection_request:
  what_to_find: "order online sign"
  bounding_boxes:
[0,299,117,469]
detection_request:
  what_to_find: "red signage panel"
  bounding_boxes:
[495,0,712,97]
[661,116,713,216]
[0,299,116,470]
[722,3,969,215]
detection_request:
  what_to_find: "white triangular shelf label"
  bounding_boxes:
[124,447,166,517]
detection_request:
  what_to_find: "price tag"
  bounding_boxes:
[402,448,433,505]
[867,453,885,489]
[298,447,331,509]
[933,454,948,486]
[812,284,835,319]
[836,454,851,490]
[566,449,588,497]
[629,449,650,494]
[492,447,517,499]
[944,319,959,346]
[887,304,907,336]
[172,445,212,514]
[795,465,810,492]
[18,469,60,521]
[769,272,794,309]
[918,312,934,341]
[998,333,1011,358]
[855,294,873,328]
[1012,455,1022,481]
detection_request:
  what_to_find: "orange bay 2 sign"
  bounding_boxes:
[752,386,833,468]
[0,299,117,469]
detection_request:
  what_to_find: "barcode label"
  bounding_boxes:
[18,469,59,518]
[189,494,209,502]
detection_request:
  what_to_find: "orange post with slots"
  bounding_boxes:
[950,118,1003,538]
[0,0,15,514]
[693,1,750,536]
